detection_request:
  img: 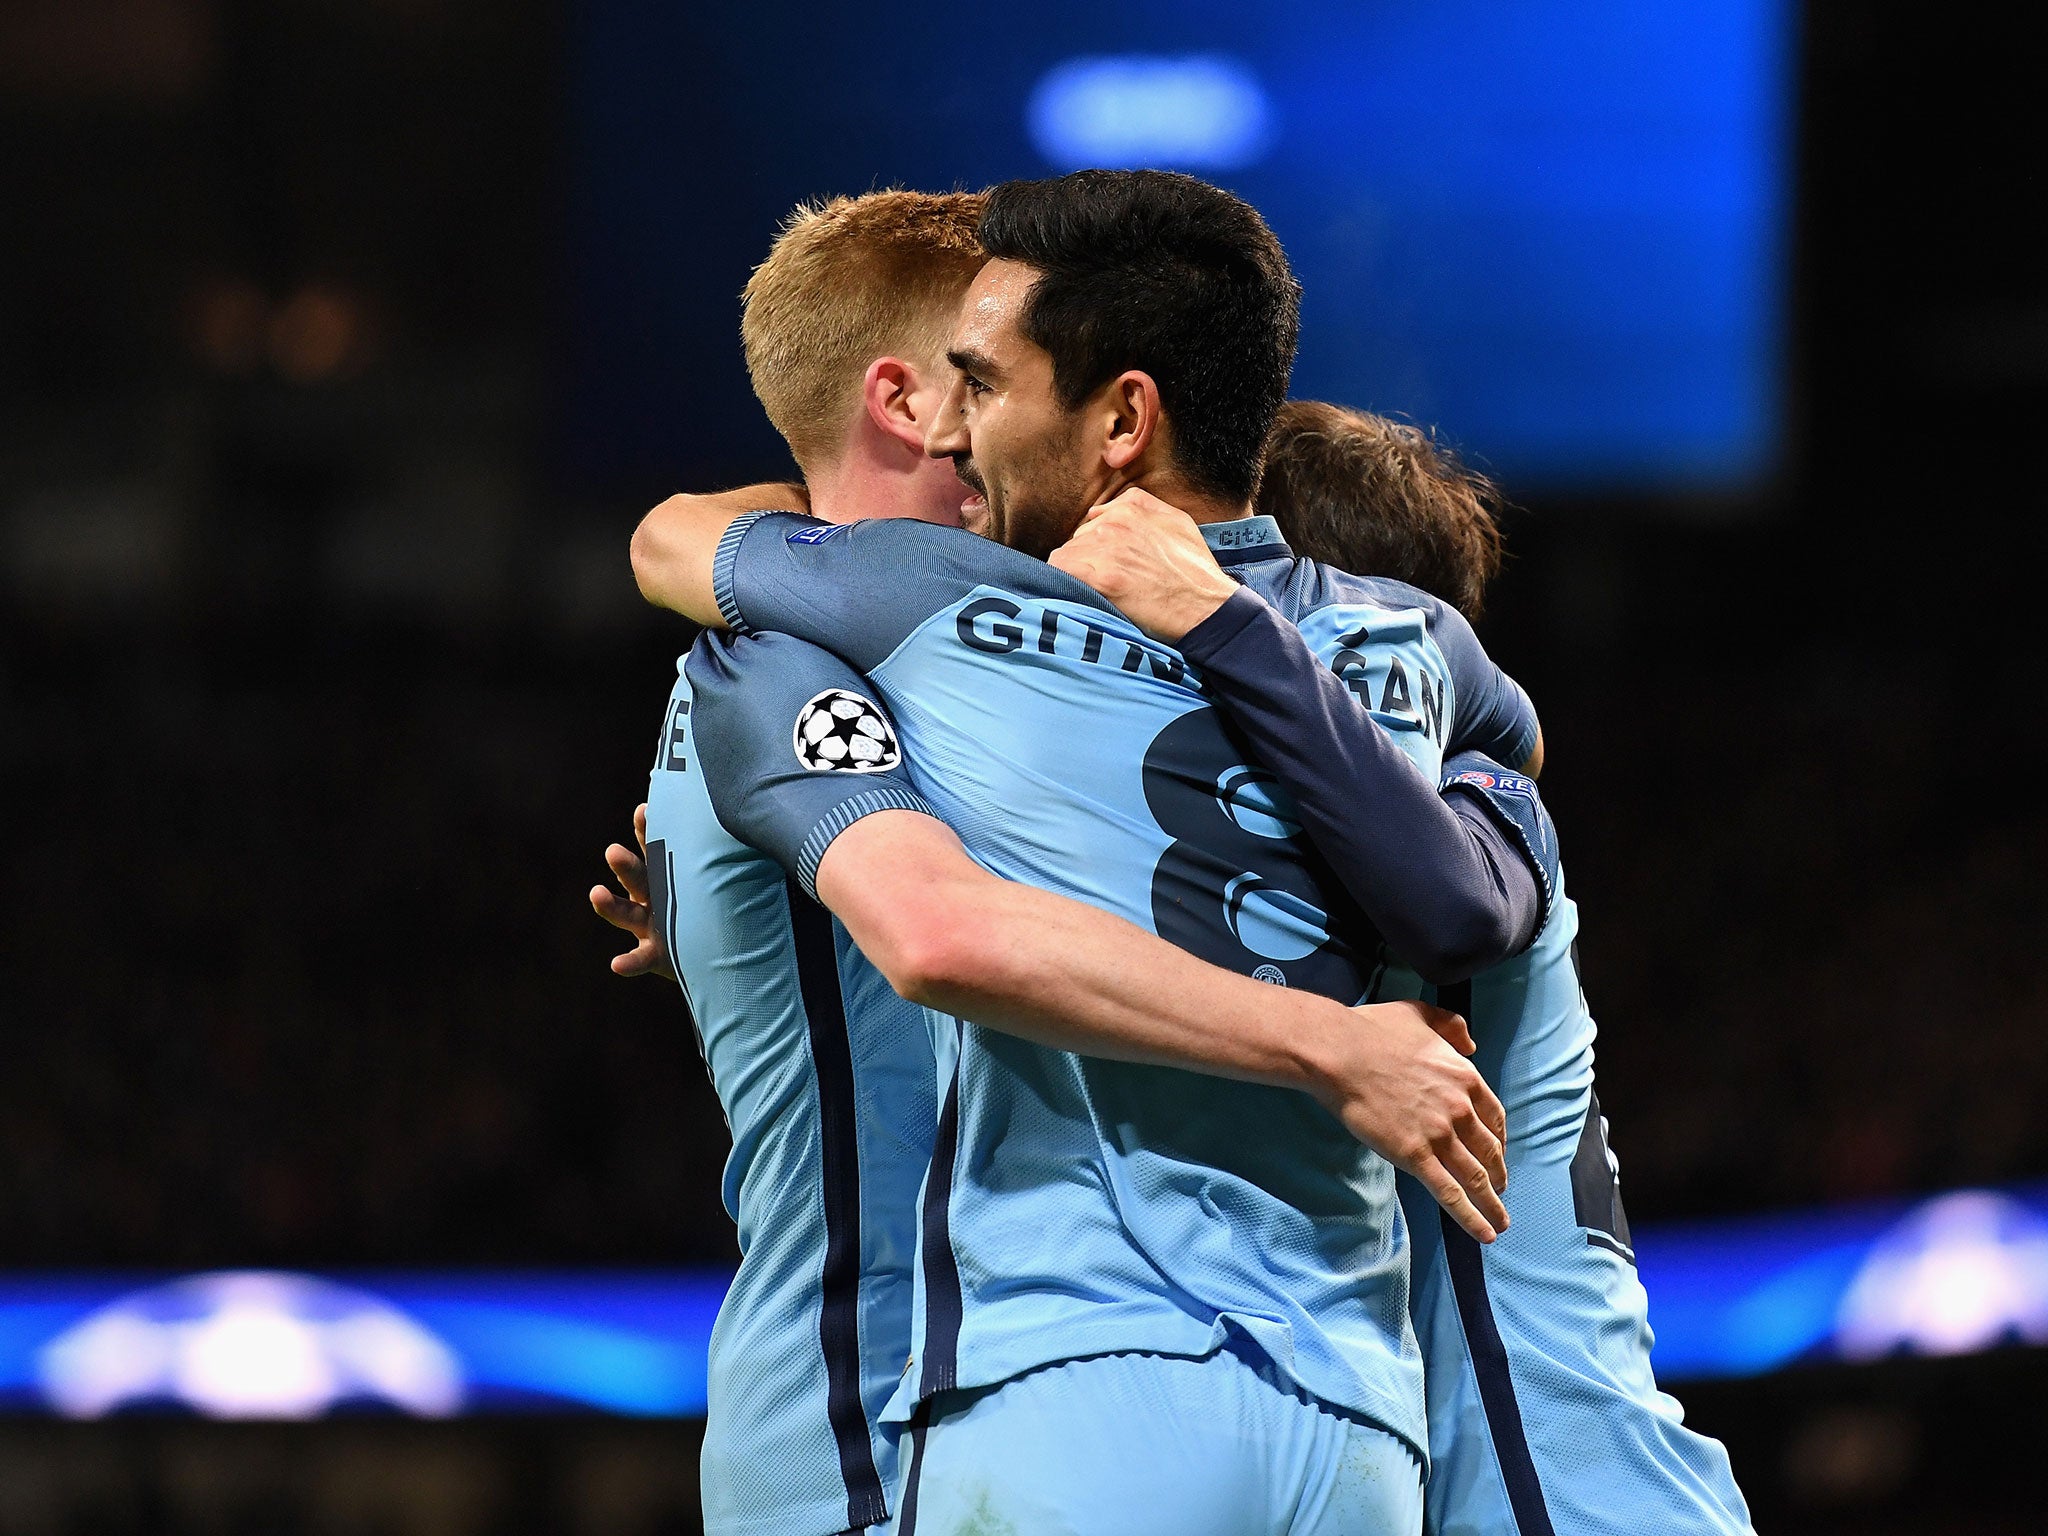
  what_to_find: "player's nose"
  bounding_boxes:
[925,396,969,459]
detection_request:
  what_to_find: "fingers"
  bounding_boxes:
[1457,1101,1508,1199]
[1422,1004,1477,1056]
[1438,1130,1510,1234]
[634,802,650,855]
[590,883,650,936]
[1418,1158,1499,1245]
[1048,545,1111,597]
[1407,1006,1506,1185]
[611,941,662,978]
[1473,1075,1508,1157]
[605,842,651,905]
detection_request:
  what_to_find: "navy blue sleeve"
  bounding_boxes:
[712,509,1113,672]
[1425,601,1541,771]
[1178,587,1543,982]
[1440,751,1561,934]
[685,629,942,898]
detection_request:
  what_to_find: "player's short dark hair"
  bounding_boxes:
[1258,401,1507,620]
[977,170,1301,506]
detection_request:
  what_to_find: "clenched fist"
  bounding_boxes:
[1049,487,1240,643]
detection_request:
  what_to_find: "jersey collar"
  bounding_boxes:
[1201,514,1292,566]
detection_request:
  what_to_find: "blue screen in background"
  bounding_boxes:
[564,2,1790,493]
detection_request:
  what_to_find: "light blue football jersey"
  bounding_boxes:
[1390,755,1754,1536]
[644,629,943,1536]
[710,510,1542,1459]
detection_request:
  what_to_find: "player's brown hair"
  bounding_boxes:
[1257,400,1507,620]
[741,189,989,471]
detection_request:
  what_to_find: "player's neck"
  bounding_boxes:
[804,425,933,525]
[1111,467,1253,526]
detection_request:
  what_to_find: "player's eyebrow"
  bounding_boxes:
[947,347,1002,383]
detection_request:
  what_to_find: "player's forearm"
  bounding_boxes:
[630,483,807,625]
[819,815,1341,1099]
[817,813,1508,1235]
[912,879,1350,1093]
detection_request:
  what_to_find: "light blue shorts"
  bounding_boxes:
[889,1342,1424,1536]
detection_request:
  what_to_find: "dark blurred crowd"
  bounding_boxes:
[2,0,2044,1274]
[3,604,735,1268]
[4,498,2044,1268]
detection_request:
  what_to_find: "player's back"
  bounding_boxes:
[1207,515,1541,780]
[1392,757,1754,1536]
[706,509,1551,1456]
[643,640,938,1536]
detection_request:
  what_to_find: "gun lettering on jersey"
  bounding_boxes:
[956,595,1186,684]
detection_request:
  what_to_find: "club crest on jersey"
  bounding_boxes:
[786,523,844,546]
[793,689,900,772]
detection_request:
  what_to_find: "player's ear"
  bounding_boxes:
[863,356,927,455]
[1100,370,1162,473]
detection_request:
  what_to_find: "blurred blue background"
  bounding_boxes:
[4,0,2046,1531]
[3,1179,2047,1419]
[566,1,1790,491]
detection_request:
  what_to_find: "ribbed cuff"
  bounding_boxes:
[710,510,776,633]
[1445,779,1557,947]
[795,785,941,901]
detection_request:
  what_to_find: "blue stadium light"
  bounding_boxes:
[0,1270,725,1417]
[1028,55,1275,171]
[7,1179,2045,1417]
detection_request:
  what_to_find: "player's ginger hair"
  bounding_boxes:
[1257,401,1507,621]
[741,189,989,473]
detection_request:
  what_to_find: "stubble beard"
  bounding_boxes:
[988,425,1093,562]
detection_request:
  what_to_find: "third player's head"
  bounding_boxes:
[925,170,1302,559]
[742,189,987,525]
[1258,401,1506,621]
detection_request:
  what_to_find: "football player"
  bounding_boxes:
[599,191,1507,1536]
[628,171,1555,1533]
[1202,401,1752,1535]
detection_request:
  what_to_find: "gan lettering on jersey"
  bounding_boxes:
[793,689,902,773]
[1331,629,1445,745]
[1290,605,1456,771]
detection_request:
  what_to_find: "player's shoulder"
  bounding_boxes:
[1235,553,1453,627]
[1307,559,1459,629]
[684,625,868,710]
[762,511,1096,600]
[728,511,1118,667]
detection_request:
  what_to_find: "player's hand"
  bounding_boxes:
[1048,487,1239,643]
[1316,1000,1510,1243]
[589,803,675,980]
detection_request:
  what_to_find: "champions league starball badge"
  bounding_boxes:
[793,690,901,773]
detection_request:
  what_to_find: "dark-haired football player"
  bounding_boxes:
[1052,404,1754,1535]
[629,171,1554,1533]
[602,188,1504,1536]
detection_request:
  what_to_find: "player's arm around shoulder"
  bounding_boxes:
[630,481,808,625]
